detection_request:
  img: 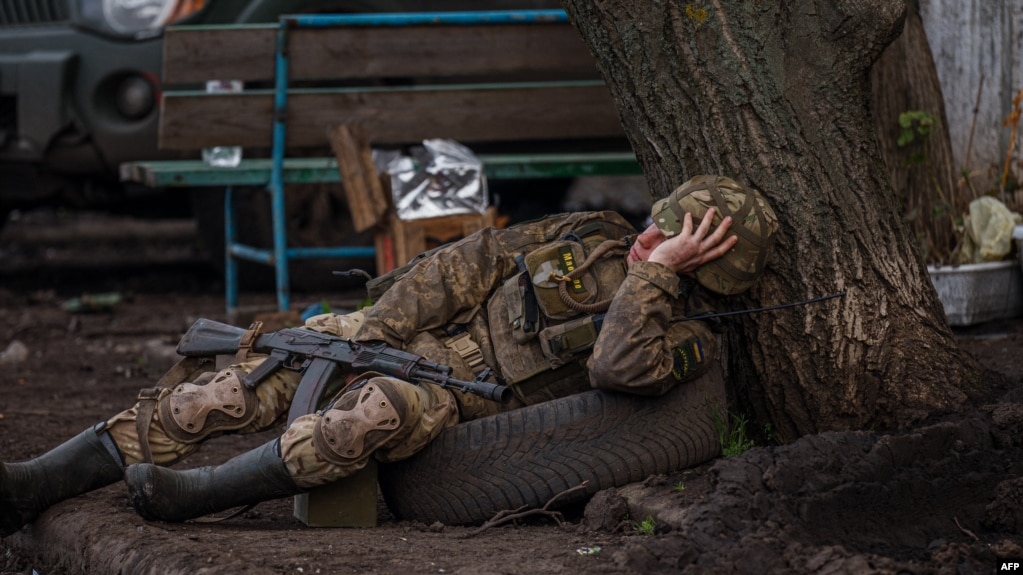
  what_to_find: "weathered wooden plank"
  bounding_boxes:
[119,153,642,188]
[162,24,276,84]
[329,123,389,232]
[162,23,600,85]
[158,82,625,150]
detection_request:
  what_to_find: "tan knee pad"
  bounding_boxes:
[158,367,259,444]
[311,378,415,465]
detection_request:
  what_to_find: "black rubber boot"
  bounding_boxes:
[0,424,125,538]
[126,439,302,522]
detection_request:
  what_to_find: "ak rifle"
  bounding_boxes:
[176,318,511,424]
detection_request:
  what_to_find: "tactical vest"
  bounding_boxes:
[487,215,633,404]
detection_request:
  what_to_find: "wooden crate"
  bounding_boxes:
[375,207,498,274]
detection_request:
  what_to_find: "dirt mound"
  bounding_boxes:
[599,407,1023,574]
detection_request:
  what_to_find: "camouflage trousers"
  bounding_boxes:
[103,313,473,489]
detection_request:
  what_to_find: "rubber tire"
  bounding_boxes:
[378,363,726,525]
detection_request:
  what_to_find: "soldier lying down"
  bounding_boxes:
[0,175,777,533]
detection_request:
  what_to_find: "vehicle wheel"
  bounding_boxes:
[378,363,726,525]
[190,183,375,292]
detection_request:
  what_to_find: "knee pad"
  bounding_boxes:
[311,378,413,465]
[158,367,259,444]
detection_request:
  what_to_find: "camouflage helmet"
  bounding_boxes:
[650,175,778,295]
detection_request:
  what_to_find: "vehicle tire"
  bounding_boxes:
[378,362,726,525]
[190,183,375,292]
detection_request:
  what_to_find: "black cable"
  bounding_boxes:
[685,291,846,321]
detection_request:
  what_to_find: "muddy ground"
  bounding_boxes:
[1,209,1023,575]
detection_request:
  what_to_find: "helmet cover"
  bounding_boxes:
[650,175,778,295]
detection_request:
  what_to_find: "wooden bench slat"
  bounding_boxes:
[119,152,642,188]
[162,23,600,84]
[158,81,624,150]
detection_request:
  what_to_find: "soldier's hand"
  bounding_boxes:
[648,208,738,274]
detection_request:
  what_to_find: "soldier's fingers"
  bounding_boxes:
[680,211,695,237]
[700,234,739,265]
[693,208,717,238]
[705,215,733,245]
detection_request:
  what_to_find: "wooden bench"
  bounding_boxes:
[120,9,641,315]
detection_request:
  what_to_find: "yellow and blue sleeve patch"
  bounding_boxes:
[671,338,706,381]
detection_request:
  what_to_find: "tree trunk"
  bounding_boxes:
[561,0,981,442]
[870,0,961,266]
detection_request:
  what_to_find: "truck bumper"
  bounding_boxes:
[0,50,76,160]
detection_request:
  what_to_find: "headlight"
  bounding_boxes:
[79,0,206,37]
[104,0,176,34]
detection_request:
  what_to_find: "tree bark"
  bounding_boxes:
[870,0,961,265]
[561,0,980,442]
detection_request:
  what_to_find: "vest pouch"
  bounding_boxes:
[524,240,597,320]
[502,271,539,343]
[487,284,554,385]
[538,315,602,367]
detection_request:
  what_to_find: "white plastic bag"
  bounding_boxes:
[383,139,489,221]
[957,196,1023,263]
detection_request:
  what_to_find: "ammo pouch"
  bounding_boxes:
[487,281,592,404]
[525,240,601,319]
[538,314,603,367]
[502,231,628,343]
[501,238,599,345]
[488,212,637,402]
[489,236,626,402]
[503,266,540,344]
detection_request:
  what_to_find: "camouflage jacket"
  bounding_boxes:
[354,211,719,414]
